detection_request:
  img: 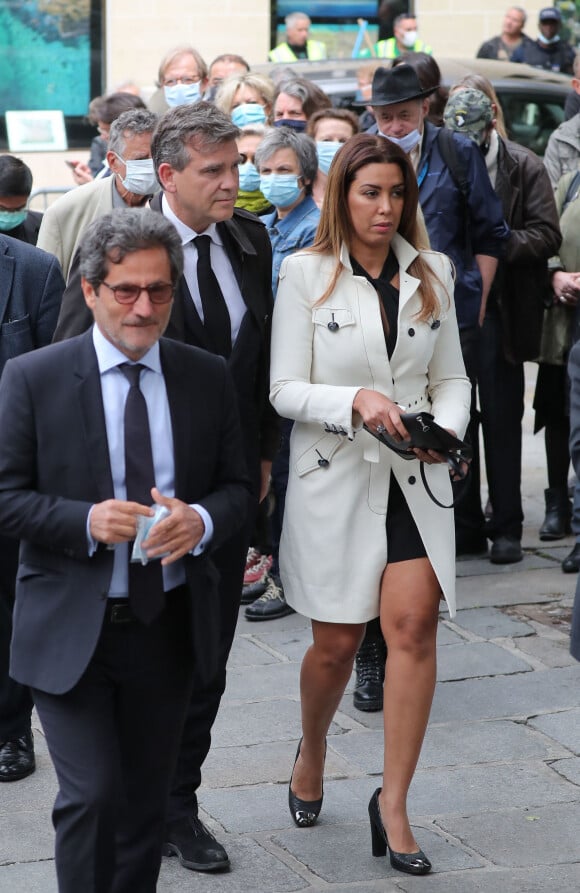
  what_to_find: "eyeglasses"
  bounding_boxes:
[163,76,202,87]
[100,281,175,304]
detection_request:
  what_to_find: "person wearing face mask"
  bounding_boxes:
[235,124,274,216]
[512,7,575,73]
[272,76,332,133]
[148,45,208,115]
[444,85,561,566]
[0,156,43,245]
[269,11,327,62]
[215,72,275,129]
[39,110,160,345]
[375,14,432,59]
[244,127,321,622]
[306,108,360,208]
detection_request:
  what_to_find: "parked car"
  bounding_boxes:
[255,57,571,156]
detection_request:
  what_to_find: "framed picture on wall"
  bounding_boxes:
[6,110,68,152]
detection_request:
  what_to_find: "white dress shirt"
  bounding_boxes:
[161,194,247,343]
[89,325,213,597]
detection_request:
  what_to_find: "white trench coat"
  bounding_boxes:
[269,233,471,623]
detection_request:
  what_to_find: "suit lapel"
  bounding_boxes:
[73,330,114,501]
[0,239,15,328]
[159,341,191,497]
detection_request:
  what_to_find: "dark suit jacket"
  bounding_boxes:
[0,234,64,376]
[0,330,252,695]
[53,199,279,494]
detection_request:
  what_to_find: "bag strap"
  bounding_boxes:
[436,128,471,261]
[419,459,469,509]
[562,170,580,213]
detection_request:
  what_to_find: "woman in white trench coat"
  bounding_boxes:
[269,134,471,875]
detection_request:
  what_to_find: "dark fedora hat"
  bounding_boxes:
[355,65,437,108]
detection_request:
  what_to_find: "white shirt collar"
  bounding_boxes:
[92,323,162,375]
[161,194,223,247]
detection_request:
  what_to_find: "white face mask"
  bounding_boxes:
[116,156,158,195]
[380,129,421,154]
[402,30,418,48]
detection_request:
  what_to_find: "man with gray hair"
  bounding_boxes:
[476,7,534,61]
[38,108,159,281]
[0,206,251,892]
[269,10,327,62]
[150,100,278,872]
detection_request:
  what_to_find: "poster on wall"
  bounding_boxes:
[0,0,97,117]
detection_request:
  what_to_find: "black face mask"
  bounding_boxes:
[274,118,307,132]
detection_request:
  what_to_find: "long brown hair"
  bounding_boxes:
[311,133,445,320]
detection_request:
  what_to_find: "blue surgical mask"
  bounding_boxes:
[316,141,342,175]
[164,82,201,107]
[238,161,261,192]
[381,128,421,154]
[539,32,560,44]
[0,209,27,231]
[116,156,158,195]
[259,174,303,208]
[274,118,307,133]
[231,103,267,127]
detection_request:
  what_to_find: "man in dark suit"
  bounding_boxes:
[151,102,278,872]
[0,156,43,246]
[50,101,278,870]
[0,208,251,893]
[0,234,64,783]
[568,339,580,661]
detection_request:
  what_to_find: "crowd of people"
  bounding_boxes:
[2,7,580,891]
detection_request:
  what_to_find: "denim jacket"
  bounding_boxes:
[263,194,320,296]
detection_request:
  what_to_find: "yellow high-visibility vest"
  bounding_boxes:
[268,40,327,62]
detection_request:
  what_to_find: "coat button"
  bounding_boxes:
[318,457,330,468]
[408,475,416,485]
[408,328,415,337]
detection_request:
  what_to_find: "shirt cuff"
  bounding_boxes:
[86,506,98,556]
[191,504,213,555]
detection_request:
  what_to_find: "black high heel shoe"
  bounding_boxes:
[368,788,431,876]
[288,738,325,828]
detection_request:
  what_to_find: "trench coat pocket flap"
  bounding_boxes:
[295,433,346,476]
[312,307,355,329]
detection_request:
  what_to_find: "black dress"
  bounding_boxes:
[351,252,427,563]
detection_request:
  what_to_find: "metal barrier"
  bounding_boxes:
[28,187,72,211]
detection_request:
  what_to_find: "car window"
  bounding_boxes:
[485,91,565,157]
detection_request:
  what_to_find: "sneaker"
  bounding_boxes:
[243,553,273,586]
[244,575,295,621]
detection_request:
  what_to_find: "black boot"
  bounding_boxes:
[353,633,387,712]
[539,487,571,540]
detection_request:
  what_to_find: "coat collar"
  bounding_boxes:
[340,232,420,310]
[0,236,15,328]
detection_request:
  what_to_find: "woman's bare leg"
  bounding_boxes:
[291,620,365,801]
[378,557,441,853]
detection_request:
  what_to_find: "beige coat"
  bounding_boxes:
[37,177,117,281]
[270,234,471,622]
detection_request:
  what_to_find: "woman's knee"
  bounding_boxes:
[311,623,364,668]
[383,611,437,658]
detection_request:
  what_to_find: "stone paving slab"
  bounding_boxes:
[408,760,578,816]
[394,863,580,892]
[268,822,480,886]
[0,862,58,893]
[438,801,580,869]
[455,567,575,609]
[220,662,301,704]
[450,606,535,639]
[202,740,359,789]
[527,707,580,754]
[512,632,576,668]
[436,641,533,681]
[456,551,560,578]
[430,664,580,724]
[550,756,580,785]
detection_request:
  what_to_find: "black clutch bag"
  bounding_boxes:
[363,412,472,508]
